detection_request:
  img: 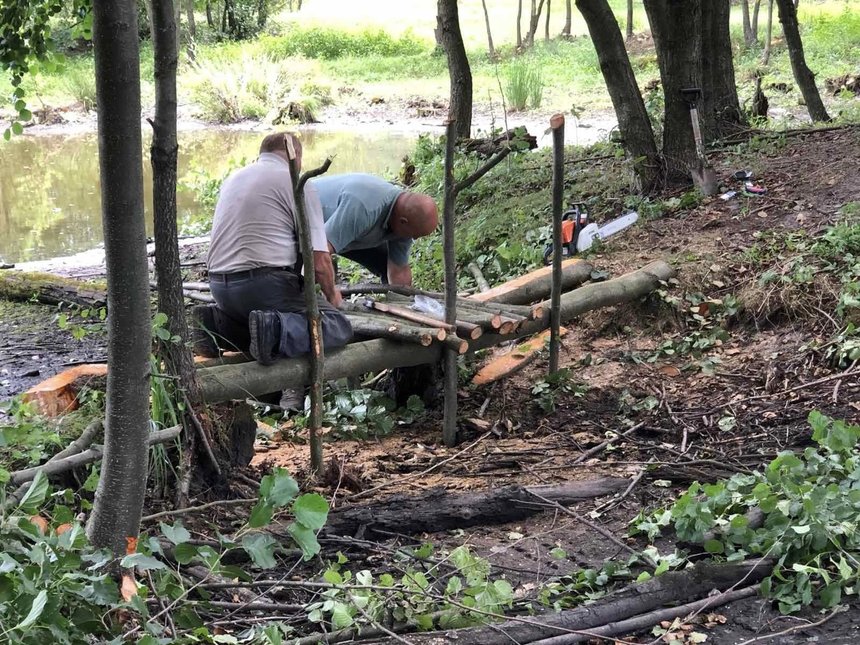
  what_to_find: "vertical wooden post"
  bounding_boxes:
[285,136,331,475]
[549,113,565,374]
[442,119,459,447]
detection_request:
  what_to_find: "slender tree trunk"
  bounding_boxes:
[480,0,496,60]
[775,0,830,122]
[643,0,701,184]
[206,0,213,27]
[437,0,473,139]
[545,0,551,41]
[742,0,754,46]
[441,120,458,447]
[526,0,546,48]
[701,0,744,138]
[563,0,572,36]
[751,0,762,41]
[576,0,661,191]
[626,0,633,40]
[517,0,524,48]
[762,0,774,64]
[186,0,196,38]
[257,0,268,28]
[87,0,152,557]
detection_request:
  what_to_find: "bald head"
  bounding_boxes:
[259,131,302,169]
[390,192,439,239]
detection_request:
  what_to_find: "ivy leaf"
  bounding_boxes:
[13,590,47,630]
[292,493,329,530]
[287,522,320,560]
[160,522,191,545]
[242,533,278,569]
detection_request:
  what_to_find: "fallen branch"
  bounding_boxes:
[734,605,843,645]
[468,262,491,292]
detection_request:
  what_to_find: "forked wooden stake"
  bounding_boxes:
[549,113,565,374]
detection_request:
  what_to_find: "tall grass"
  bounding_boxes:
[260,25,429,60]
[62,66,97,111]
[502,58,544,110]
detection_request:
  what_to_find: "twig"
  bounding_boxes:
[346,431,492,501]
[467,262,491,292]
[734,605,843,645]
[593,458,653,514]
[146,570,177,637]
[141,497,256,523]
[183,393,222,476]
[572,422,644,464]
[348,592,415,645]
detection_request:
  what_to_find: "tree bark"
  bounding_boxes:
[206,0,213,27]
[441,119,458,446]
[742,0,754,46]
[517,0,524,48]
[325,479,629,537]
[526,0,546,48]
[626,0,633,40]
[643,0,701,184]
[563,0,572,36]
[762,0,774,64]
[470,258,593,305]
[575,0,661,191]
[480,0,496,60]
[775,0,830,122]
[199,261,675,403]
[437,0,473,139]
[545,0,551,41]
[701,0,744,139]
[186,0,196,38]
[87,0,152,557]
[752,0,762,39]
[549,114,564,374]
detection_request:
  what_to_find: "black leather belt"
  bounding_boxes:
[208,266,294,282]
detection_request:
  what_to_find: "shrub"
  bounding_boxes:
[502,58,544,111]
[62,65,97,111]
[259,26,429,60]
[187,56,288,123]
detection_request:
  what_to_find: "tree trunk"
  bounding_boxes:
[437,0,473,140]
[470,257,592,304]
[545,0,552,41]
[0,272,106,308]
[563,0,572,36]
[516,0,524,48]
[87,0,152,557]
[480,0,496,60]
[742,0,754,46]
[441,120,458,447]
[701,0,744,139]
[206,0,213,27]
[643,0,701,184]
[762,0,774,64]
[626,0,633,40]
[575,0,662,192]
[325,479,629,536]
[186,0,196,38]
[257,0,268,29]
[752,0,762,39]
[775,0,830,122]
[526,0,546,48]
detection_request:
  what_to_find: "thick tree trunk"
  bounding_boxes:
[87,0,152,557]
[517,0,524,48]
[437,0,473,140]
[626,0,633,39]
[199,261,675,403]
[563,0,572,36]
[762,0,774,64]
[326,479,629,536]
[0,272,106,308]
[576,0,662,192]
[775,0,830,122]
[480,0,496,59]
[701,0,744,138]
[643,0,701,184]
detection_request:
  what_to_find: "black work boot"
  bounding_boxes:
[191,304,220,358]
[248,310,281,366]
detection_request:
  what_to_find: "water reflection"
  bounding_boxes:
[0,128,417,263]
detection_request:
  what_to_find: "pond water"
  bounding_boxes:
[0,128,418,264]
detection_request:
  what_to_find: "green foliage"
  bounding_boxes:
[531,368,586,413]
[502,58,544,111]
[632,412,860,614]
[61,64,96,111]
[259,26,428,60]
[0,399,62,477]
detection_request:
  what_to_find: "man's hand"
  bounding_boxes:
[313,251,343,307]
[387,261,412,287]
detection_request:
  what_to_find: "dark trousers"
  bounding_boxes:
[209,268,352,358]
[340,246,389,284]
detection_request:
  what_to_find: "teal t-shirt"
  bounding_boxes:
[312,173,412,266]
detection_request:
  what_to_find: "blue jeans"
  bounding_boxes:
[209,268,352,358]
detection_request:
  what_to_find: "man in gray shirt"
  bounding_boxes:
[207,132,351,366]
[312,173,438,286]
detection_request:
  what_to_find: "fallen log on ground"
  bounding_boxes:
[0,271,107,308]
[198,261,675,402]
[470,258,593,305]
[472,327,566,386]
[323,478,629,537]
[369,559,771,645]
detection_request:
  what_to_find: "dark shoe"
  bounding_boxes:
[191,305,220,358]
[248,310,281,366]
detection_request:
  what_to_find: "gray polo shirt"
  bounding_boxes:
[208,153,328,274]
[312,173,412,266]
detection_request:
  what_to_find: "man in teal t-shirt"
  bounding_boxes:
[312,173,438,286]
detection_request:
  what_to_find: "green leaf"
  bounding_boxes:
[248,501,274,528]
[791,525,810,535]
[820,583,842,608]
[287,522,320,560]
[242,533,279,569]
[120,554,167,571]
[13,590,48,630]
[160,521,191,545]
[550,547,567,559]
[260,468,299,508]
[173,543,200,565]
[331,602,354,629]
[704,539,725,554]
[18,471,49,514]
[292,493,329,530]
[18,109,32,121]
[636,571,652,583]
[11,122,23,136]
[2,128,10,141]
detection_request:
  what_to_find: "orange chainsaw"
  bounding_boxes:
[543,204,638,264]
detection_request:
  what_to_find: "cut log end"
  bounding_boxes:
[550,113,565,129]
[499,321,516,335]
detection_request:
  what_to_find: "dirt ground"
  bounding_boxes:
[3,126,860,642]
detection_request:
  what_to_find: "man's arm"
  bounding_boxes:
[387,261,412,287]
[314,251,342,308]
